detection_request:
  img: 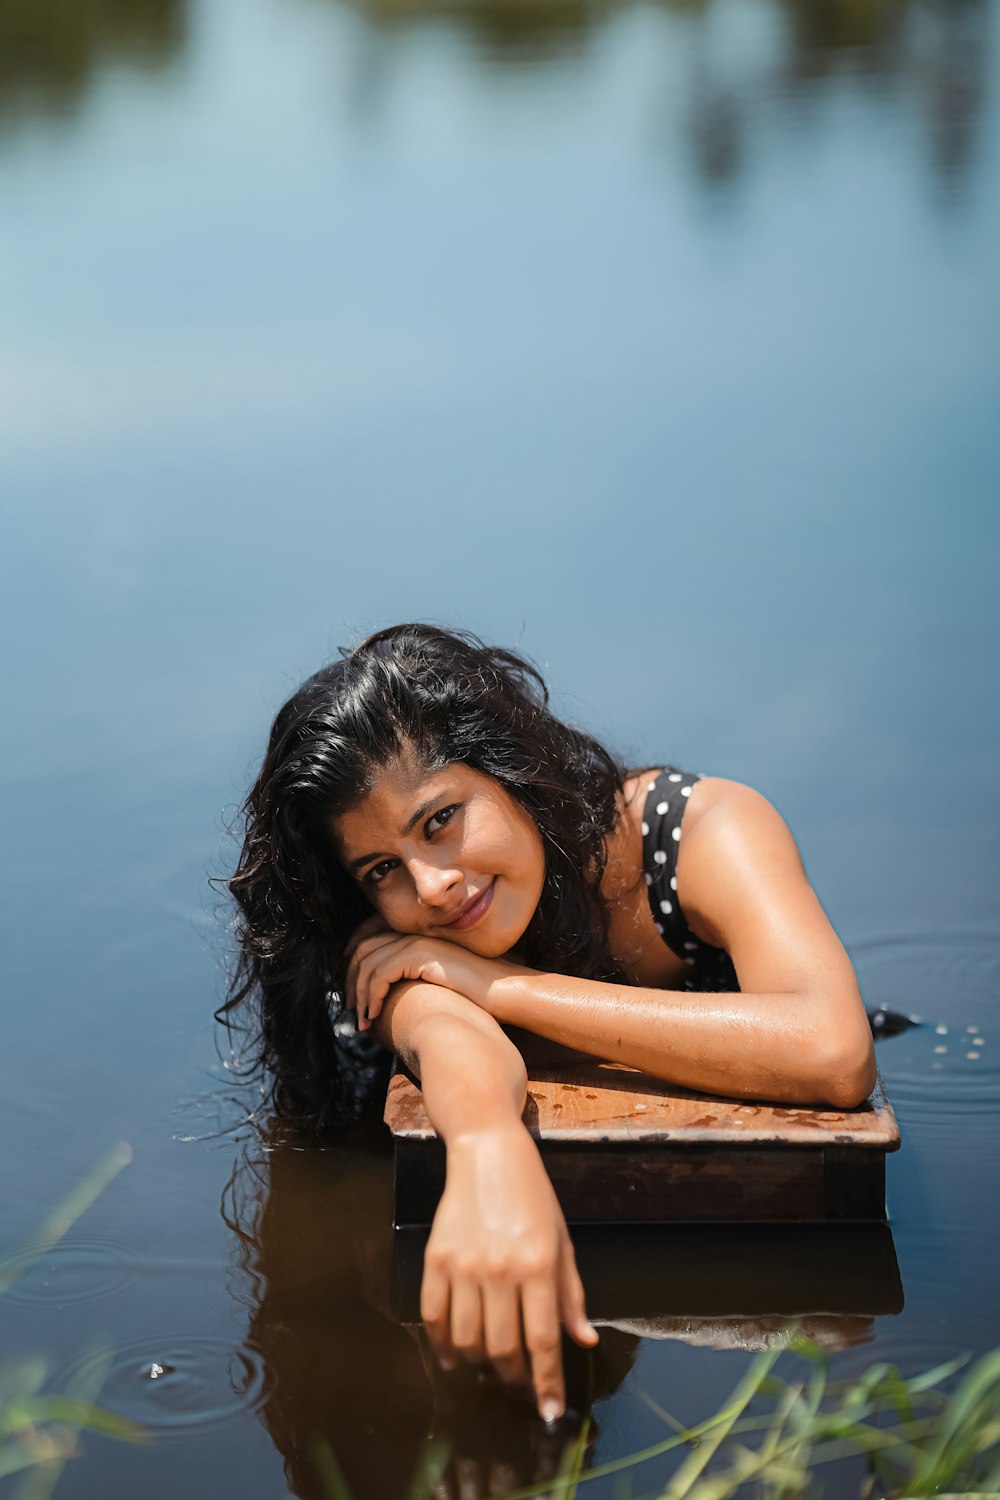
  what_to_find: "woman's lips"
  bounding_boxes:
[443,878,496,930]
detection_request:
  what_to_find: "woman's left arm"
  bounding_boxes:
[348,782,877,1109]
[489,782,876,1108]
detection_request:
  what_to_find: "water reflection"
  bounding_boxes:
[223,1115,903,1498]
[321,0,993,190]
[221,1117,611,1498]
[350,0,624,64]
[674,0,989,191]
[0,0,187,131]
[0,0,989,197]
[772,0,990,183]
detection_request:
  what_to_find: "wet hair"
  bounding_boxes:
[219,623,627,1129]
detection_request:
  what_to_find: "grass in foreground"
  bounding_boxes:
[0,1145,146,1500]
[314,1335,1000,1500]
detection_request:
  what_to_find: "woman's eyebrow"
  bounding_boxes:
[346,794,445,874]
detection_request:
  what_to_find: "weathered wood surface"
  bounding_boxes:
[385,1061,899,1226]
[384,1061,901,1150]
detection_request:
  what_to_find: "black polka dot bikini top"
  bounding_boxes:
[641,767,741,994]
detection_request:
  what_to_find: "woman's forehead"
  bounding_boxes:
[330,756,476,856]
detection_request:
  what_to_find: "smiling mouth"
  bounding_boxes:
[441,878,496,930]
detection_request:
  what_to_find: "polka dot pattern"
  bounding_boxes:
[640,765,740,994]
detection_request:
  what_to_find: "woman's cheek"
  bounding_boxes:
[379,899,418,935]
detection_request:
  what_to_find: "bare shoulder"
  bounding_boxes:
[677,777,862,1006]
[680,776,804,869]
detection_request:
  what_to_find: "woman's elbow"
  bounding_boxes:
[813,1029,877,1110]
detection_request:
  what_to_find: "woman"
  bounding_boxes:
[223,622,876,1423]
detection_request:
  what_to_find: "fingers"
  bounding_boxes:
[346,932,403,1028]
[558,1235,599,1349]
[482,1280,530,1390]
[450,1278,487,1366]
[423,1263,532,1393]
[421,1254,457,1372]
[521,1276,565,1422]
[421,1232,592,1418]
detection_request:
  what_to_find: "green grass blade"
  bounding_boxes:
[9,1346,119,1500]
[311,1437,355,1500]
[0,1362,48,1408]
[0,1144,132,1299]
[549,1418,592,1500]
[658,1346,783,1500]
[11,1399,145,1445]
[636,1387,692,1438]
[906,1346,1000,1491]
[903,1353,969,1394]
[405,1436,452,1500]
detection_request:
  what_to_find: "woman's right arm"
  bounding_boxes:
[373,979,597,1421]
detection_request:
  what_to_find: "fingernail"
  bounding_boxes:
[540,1400,562,1424]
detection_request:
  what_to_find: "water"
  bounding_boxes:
[2,0,999,1494]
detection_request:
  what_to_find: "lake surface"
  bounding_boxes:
[2,0,999,1495]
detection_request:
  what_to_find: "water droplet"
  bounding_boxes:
[934,1046,947,1054]
[967,1051,980,1061]
[935,1024,948,1035]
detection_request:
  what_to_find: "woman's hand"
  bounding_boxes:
[345,930,521,1032]
[422,1121,597,1420]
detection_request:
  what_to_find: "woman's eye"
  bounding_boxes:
[367,860,397,886]
[427,804,459,835]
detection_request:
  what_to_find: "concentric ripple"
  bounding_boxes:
[51,1336,266,1439]
[851,930,999,1118]
[851,929,1000,1023]
[0,1237,140,1306]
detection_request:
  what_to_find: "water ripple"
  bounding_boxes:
[0,1237,140,1306]
[852,930,1000,1024]
[51,1335,266,1439]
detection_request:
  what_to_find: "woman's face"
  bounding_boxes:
[330,748,546,957]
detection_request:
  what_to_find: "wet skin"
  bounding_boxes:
[330,748,877,1418]
[332,748,547,964]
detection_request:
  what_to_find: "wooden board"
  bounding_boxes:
[385,1062,900,1228]
[385,1061,901,1149]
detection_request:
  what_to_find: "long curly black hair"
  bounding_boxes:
[219,623,628,1129]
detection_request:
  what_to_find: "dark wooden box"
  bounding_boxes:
[384,1061,900,1229]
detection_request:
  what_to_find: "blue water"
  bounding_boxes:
[2,0,999,1494]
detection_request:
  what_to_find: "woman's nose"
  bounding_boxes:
[409,858,462,908]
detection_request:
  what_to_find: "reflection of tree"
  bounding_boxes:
[776,0,909,57]
[344,0,706,66]
[688,0,990,192]
[357,0,601,65]
[0,0,187,130]
[339,0,989,192]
